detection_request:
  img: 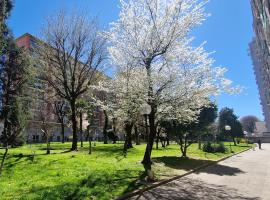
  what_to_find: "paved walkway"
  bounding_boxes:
[131,144,270,200]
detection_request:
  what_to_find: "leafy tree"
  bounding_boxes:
[162,120,196,158]
[0,0,13,55]
[40,10,107,151]
[0,35,31,175]
[194,102,218,149]
[218,107,244,145]
[240,115,259,134]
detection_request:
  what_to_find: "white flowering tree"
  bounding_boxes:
[94,68,147,152]
[108,0,239,177]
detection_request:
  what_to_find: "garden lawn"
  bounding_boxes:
[0,142,251,200]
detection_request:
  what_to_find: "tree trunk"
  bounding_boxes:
[70,99,77,151]
[46,135,50,154]
[142,64,156,181]
[156,132,159,149]
[61,120,65,143]
[0,147,8,176]
[198,135,202,150]
[161,139,166,148]
[166,135,170,146]
[142,111,156,173]
[103,110,108,144]
[80,112,83,147]
[156,128,162,149]
[233,137,237,146]
[134,125,140,145]
[182,148,187,157]
[179,135,188,158]
[112,118,117,144]
[123,122,133,153]
[89,136,92,154]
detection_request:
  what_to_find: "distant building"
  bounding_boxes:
[250,0,270,131]
[1,33,106,143]
[253,121,268,136]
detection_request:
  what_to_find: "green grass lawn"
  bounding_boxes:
[0,142,251,200]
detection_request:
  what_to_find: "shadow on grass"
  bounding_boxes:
[153,156,244,176]
[20,169,145,200]
[3,153,37,171]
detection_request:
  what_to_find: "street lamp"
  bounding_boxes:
[225,125,233,153]
[140,103,151,143]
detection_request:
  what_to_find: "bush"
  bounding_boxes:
[202,142,227,153]
[214,142,227,153]
[202,141,214,153]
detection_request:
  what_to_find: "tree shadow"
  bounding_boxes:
[131,177,261,200]
[153,156,244,176]
[3,153,37,171]
[153,156,215,171]
[197,164,245,176]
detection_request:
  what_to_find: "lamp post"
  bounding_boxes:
[225,125,233,153]
[140,103,151,143]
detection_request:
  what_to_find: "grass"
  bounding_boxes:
[0,141,251,200]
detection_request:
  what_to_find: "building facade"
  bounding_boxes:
[250,0,270,133]
[14,33,105,143]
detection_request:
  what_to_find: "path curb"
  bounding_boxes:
[116,146,252,200]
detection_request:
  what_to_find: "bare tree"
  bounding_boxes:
[40,10,107,150]
[240,115,259,134]
[39,101,55,154]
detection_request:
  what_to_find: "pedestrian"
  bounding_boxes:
[258,139,262,149]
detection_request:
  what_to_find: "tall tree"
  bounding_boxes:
[40,10,107,151]
[0,35,31,175]
[218,107,244,145]
[108,0,238,177]
[0,0,13,55]
[195,102,218,149]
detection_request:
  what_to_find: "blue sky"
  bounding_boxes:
[8,0,262,120]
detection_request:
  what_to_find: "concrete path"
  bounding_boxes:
[131,144,270,200]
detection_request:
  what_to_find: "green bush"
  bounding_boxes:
[202,141,214,153]
[214,142,227,153]
[203,142,227,153]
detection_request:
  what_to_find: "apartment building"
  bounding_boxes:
[250,0,270,133]
[15,33,105,143]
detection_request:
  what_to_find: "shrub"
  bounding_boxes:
[214,142,227,153]
[203,142,227,153]
[202,141,214,153]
